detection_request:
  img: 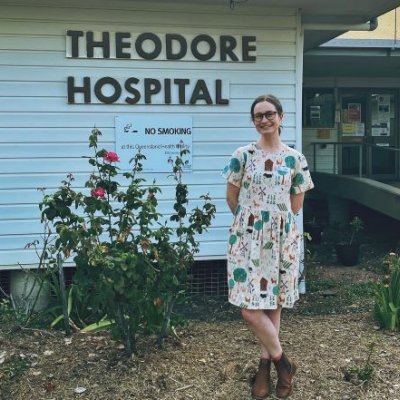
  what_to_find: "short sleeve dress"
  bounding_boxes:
[222,142,314,309]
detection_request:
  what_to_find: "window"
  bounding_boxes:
[303,89,335,128]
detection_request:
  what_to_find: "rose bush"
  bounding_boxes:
[40,128,215,354]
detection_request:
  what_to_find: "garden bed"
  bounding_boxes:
[1,224,400,400]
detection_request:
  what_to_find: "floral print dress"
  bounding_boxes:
[222,142,314,309]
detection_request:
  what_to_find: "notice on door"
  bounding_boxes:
[347,103,361,122]
[371,95,390,136]
[115,115,193,172]
[341,122,364,136]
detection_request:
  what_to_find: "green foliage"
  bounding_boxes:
[349,216,364,245]
[299,276,375,316]
[0,354,31,380]
[0,256,50,328]
[344,341,376,383]
[0,299,17,326]
[373,252,400,331]
[39,128,215,354]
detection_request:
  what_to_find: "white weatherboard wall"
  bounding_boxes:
[303,128,339,174]
[0,0,302,269]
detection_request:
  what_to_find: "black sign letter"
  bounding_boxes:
[242,36,256,62]
[125,77,141,104]
[66,30,84,58]
[67,76,91,103]
[191,34,216,61]
[116,32,131,59]
[166,34,187,60]
[190,80,212,105]
[135,33,162,60]
[216,80,229,104]
[220,35,239,62]
[144,78,161,103]
[94,77,121,103]
[174,79,190,104]
[86,31,110,58]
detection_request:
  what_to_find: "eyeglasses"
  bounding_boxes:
[253,111,278,122]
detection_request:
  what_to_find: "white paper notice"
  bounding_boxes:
[115,115,193,172]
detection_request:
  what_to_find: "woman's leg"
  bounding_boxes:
[259,308,282,358]
[241,308,282,359]
[244,307,296,399]
[244,308,282,399]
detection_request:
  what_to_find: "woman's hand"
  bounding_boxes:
[290,192,305,215]
[226,182,240,214]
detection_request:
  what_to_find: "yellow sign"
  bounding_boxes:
[341,123,356,135]
[316,129,330,139]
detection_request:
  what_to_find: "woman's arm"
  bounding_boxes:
[226,182,240,214]
[290,192,305,215]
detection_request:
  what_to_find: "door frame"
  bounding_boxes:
[338,88,399,181]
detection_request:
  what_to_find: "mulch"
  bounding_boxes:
[1,310,399,400]
[1,220,400,400]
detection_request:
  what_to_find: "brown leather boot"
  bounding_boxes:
[273,352,297,399]
[251,359,271,399]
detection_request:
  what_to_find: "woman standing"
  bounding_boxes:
[222,94,314,399]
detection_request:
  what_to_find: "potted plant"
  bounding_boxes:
[335,216,364,266]
[304,217,324,244]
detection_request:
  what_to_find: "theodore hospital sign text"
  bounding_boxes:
[66,30,257,105]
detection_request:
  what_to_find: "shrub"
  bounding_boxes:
[39,128,215,354]
[373,252,400,331]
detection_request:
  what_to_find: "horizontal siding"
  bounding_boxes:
[4,140,310,158]
[0,110,297,126]
[0,240,228,266]
[1,226,230,250]
[0,198,228,222]
[0,185,227,206]
[0,67,296,85]
[0,212,234,237]
[0,22,297,42]
[0,123,297,143]
[0,51,295,70]
[303,128,339,173]
[0,82,297,99]
[1,154,304,174]
[0,6,296,29]
[0,172,223,190]
[0,0,301,267]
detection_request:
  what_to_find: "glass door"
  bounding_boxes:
[368,93,397,180]
[340,90,398,180]
[340,92,366,176]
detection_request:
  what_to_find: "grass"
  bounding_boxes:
[296,278,376,316]
[178,273,377,321]
[0,355,31,380]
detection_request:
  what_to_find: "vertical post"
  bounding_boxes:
[367,144,373,177]
[57,253,71,336]
[333,143,337,174]
[313,143,316,172]
[359,145,363,177]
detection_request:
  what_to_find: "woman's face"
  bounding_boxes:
[252,100,283,137]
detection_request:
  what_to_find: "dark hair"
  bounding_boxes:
[250,94,283,120]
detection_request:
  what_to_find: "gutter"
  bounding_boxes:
[303,17,378,32]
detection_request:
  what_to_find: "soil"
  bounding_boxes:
[1,223,400,400]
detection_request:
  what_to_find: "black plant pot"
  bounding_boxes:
[335,242,360,266]
[304,223,324,244]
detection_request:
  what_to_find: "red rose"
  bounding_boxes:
[103,151,120,163]
[91,187,106,198]
[153,298,162,307]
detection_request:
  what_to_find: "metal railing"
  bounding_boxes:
[311,141,400,179]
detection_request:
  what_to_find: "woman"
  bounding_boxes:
[222,94,314,399]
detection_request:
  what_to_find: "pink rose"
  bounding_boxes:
[103,151,120,163]
[91,187,106,198]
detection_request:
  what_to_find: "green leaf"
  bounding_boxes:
[50,314,64,328]
[81,319,114,333]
